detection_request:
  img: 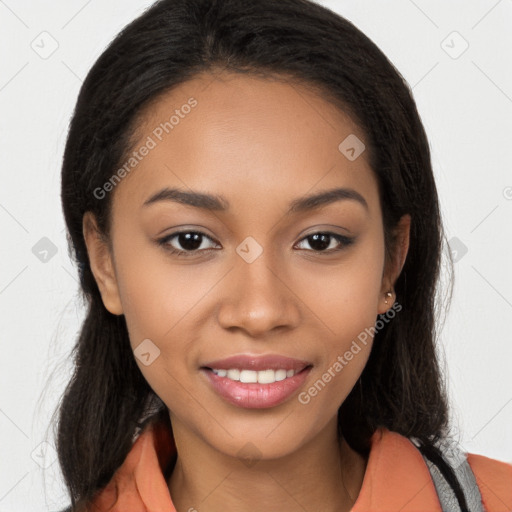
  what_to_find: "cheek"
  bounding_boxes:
[295,229,385,336]
[112,240,221,403]
[294,233,384,411]
[114,236,217,343]
[298,342,371,424]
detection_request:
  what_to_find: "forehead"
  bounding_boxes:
[111,71,379,220]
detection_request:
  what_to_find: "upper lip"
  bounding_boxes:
[201,354,312,372]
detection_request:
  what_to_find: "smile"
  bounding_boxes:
[210,368,299,383]
[201,365,313,409]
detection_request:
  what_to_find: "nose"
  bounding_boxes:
[216,252,301,338]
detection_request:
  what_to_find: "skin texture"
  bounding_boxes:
[83,70,410,512]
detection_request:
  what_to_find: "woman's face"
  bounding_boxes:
[84,70,409,459]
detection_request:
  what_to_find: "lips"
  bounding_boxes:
[200,354,313,408]
[201,354,312,372]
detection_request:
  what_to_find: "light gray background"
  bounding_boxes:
[1,0,511,509]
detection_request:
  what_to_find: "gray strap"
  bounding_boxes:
[412,437,485,512]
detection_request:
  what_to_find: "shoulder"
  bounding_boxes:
[370,428,512,510]
[467,452,512,511]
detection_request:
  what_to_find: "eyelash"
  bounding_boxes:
[156,230,355,258]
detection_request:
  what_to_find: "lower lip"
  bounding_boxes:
[201,366,312,409]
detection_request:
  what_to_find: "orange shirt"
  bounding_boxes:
[88,417,512,511]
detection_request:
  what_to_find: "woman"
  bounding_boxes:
[55,0,511,510]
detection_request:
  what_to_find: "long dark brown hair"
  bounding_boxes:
[53,0,459,509]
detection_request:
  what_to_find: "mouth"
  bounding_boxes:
[201,366,311,384]
[199,355,313,409]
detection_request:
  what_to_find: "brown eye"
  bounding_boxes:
[295,232,355,253]
[158,231,219,256]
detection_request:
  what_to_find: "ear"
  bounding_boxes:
[378,213,411,314]
[82,211,124,315]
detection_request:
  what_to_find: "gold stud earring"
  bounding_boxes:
[384,291,392,304]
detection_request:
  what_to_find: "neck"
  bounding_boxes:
[167,416,367,512]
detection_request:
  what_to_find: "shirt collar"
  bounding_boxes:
[89,417,443,511]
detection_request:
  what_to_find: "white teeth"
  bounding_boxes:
[226,369,240,380]
[211,368,300,383]
[240,370,258,383]
[275,369,287,381]
[258,369,276,384]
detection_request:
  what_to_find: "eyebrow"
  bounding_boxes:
[142,186,368,214]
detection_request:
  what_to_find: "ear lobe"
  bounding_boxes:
[82,212,123,315]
